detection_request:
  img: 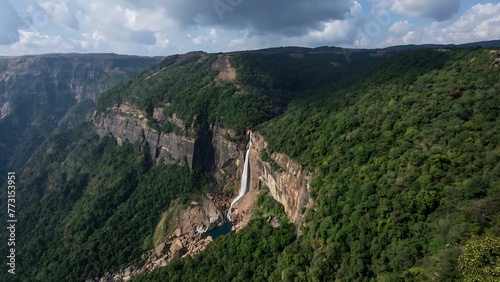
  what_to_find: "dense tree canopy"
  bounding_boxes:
[1,47,499,281]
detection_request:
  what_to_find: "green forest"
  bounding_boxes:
[1,47,499,281]
[133,48,500,281]
[0,122,214,280]
[135,188,296,282]
[258,49,500,280]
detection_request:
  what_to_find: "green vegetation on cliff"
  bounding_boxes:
[135,188,295,282]
[0,54,162,188]
[96,48,389,131]
[258,48,500,280]
[1,46,499,281]
[0,122,213,281]
[135,48,500,281]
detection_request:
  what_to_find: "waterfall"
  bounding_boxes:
[227,132,253,220]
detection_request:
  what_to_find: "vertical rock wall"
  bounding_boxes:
[93,104,311,224]
[249,133,312,224]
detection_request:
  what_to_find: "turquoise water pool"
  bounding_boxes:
[203,223,233,239]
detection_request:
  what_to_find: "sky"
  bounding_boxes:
[0,0,499,56]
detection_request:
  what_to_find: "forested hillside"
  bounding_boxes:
[0,121,214,280]
[259,48,500,280]
[134,48,500,281]
[1,46,499,281]
[0,54,162,187]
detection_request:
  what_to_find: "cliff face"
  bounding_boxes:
[0,53,163,187]
[0,54,163,110]
[94,104,245,174]
[94,103,196,167]
[249,133,312,224]
[211,124,242,181]
[94,103,311,225]
[95,104,234,173]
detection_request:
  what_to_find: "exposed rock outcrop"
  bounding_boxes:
[0,53,163,189]
[91,197,223,282]
[212,54,237,83]
[211,124,242,181]
[94,103,247,180]
[0,101,10,120]
[250,133,312,224]
[94,103,196,167]
[0,54,162,109]
[494,57,500,67]
[94,104,311,225]
[91,105,312,279]
[225,132,312,229]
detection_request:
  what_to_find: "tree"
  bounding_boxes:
[458,236,500,282]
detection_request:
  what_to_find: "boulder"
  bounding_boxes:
[169,238,184,260]
[493,57,500,67]
[174,228,182,237]
[155,242,166,257]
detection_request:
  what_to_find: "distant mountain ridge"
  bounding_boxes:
[218,39,500,55]
[0,53,163,186]
[382,39,500,51]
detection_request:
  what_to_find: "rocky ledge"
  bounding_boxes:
[91,197,227,282]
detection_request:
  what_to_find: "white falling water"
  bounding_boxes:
[227,132,253,220]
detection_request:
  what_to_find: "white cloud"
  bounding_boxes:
[189,28,218,46]
[123,7,173,31]
[209,28,217,38]
[281,1,365,46]
[70,1,171,46]
[0,30,75,54]
[438,3,500,42]
[79,30,105,49]
[154,32,170,48]
[21,31,69,48]
[73,1,169,33]
[73,2,125,32]
[369,0,393,12]
[38,0,79,30]
[1,0,499,56]
[391,0,461,21]
[389,20,412,34]
[380,3,500,46]
[191,35,204,45]
[309,19,358,43]
[228,38,245,47]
